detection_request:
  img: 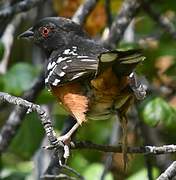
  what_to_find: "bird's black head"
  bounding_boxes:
[19,17,87,55]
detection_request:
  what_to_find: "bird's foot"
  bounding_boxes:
[43,138,71,159]
[43,123,79,160]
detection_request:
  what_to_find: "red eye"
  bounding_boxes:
[40,27,50,38]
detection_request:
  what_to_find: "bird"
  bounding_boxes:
[19,17,145,167]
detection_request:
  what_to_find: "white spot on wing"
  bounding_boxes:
[62,65,68,69]
[70,51,78,56]
[70,72,86,81]
[129,72,134,78]
[45,78,48,83]
[77,56,89,58]
[52,79,60,86]
[57,57,68,63]
[59,71,65,77]
[46,64,58,83]
[47,61,56,70]
[80,59,96,62]
[63,47,78,56]
[63,49,70,55]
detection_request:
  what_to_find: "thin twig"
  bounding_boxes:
[103,0,141,49]
[72,0,99,25]
[157,161,176,180]
[0,0,46,18]
[142,0,176,40]
[72,141,176,155]
[0,14,24,74]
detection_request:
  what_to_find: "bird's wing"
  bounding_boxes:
[98,49,145,76]
[45,52,98,87]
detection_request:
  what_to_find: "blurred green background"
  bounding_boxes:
[0,0,176,179]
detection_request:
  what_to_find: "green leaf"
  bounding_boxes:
[141,97,176,128]
[83,163,113,180]
[165,62,176,81]
[69,153,89,174]
[1,156,33,180]
[36,89,55,104]
[3,63,40,96]
[127,167,159,180]
[9,113,44,159]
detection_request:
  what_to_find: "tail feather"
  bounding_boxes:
[121,115,128,171]
[98,49,145,76]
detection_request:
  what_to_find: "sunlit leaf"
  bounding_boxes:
[141,97,176,128]
[3,63,40,96]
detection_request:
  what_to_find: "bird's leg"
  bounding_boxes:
[57,122,80,143]
[128,72,147,100]
[44,122,79,161]
[56,122,79,160]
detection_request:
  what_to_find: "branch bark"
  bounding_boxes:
[142,0,176,40]
[103,0,141,49]
[72,141,176,155]
[157,161,176,180]
[0,14,24,74]
[72,0,99,25]
[0,0,46,18]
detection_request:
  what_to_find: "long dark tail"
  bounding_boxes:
[120,115,128,171]
[98,49,145,76]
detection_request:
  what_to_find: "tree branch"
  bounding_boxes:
[157,161,176,180]
[103,0,141,49]
[0,14,24,74]
[142,0,176,40]
[72,141,176,155]
[0,0,46,18]
[72,0,98,25]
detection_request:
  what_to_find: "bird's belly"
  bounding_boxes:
[86,98,115,120]
[87,68,132,120]
[86,92,132,120]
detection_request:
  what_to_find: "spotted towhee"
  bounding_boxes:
[19,17,146,164]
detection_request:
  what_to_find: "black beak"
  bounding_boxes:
[18,27,34,39]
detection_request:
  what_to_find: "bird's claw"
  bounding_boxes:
[43,137,72,161]
[42,139,65,150]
